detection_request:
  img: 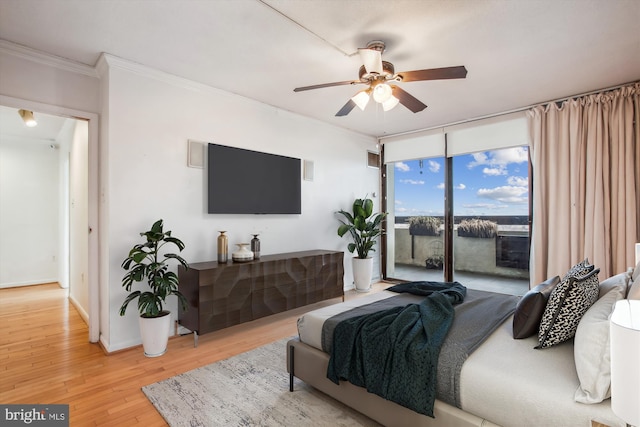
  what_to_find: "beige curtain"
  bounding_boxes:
[528,82,639,284]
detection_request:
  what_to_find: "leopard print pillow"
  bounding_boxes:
[536,267,600,349]
[561,258,594,281]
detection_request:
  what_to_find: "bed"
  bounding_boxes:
[286,262,640,427]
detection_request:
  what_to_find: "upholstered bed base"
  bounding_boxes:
[286,338,500,427]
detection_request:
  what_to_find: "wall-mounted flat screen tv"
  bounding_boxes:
[207,143,301,214]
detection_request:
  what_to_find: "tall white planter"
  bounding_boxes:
[139,311,171,357]
[352,257,373,292]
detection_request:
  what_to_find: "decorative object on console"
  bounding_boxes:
[337,196,386,292]
[610,299,640,426]
[232,243,253,262]
[119,219,188,357]
[217,231,228,263]
[251,234,261,259]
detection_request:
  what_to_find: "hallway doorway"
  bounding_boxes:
[0,99,99,342]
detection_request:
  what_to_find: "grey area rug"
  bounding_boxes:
[142,337,381,426]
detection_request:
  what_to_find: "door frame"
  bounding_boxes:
[1,94,100,343]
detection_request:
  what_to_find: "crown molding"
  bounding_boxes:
[96,53,229,96]
[0,39,98,78]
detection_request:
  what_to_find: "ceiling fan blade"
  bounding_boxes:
[358,48,383,74]
[294,80,358,92]
[335,99,357,117]
[390,85,427,113]
[398,66,468,83]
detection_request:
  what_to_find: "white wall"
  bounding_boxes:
[99,56,379,351]
[69,120,90,320]
[0,44,380,352]
[0,138,60,287]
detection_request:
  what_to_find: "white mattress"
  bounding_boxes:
[297,291,625,427]
[461,316,623,427]
[297,290,396,351]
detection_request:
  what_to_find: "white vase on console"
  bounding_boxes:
[232,243,254,262]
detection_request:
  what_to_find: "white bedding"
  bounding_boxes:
[461,315,623,427]
[297,289,625,427]
[297,290,396,351]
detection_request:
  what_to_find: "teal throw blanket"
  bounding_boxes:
[326,282,466,417]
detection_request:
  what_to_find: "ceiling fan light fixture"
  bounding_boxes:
[293,39,466,118]
[18,109,37,127]
[372,82,392,103]
[351,90,370,111]
[382,95,400,111]
[358,44,384,74]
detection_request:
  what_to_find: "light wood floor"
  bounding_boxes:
[0,282,391,426]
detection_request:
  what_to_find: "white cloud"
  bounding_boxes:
[399,179,425,185]
[428,160,440,173]
[493,146,528,164]
[462,203,508,210]
[437,182,445,189]
[477,185,528,203]
[467,147,528,177]
[482,167,506,176]
[456,183,466,190]
[507,176,528,186]
[468,152,488,167]
[396,162,410,172]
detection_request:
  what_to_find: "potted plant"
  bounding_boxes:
[408,216,441,236]
[119,219,188,357]
[457,218,498,238]
[425,254,444,270]
[337,197,386,292]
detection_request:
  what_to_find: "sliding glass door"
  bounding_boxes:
[387,157,446,282]
[450,147,530,294]
[382,113,531,295]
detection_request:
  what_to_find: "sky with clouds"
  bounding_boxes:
[393,146,529,217]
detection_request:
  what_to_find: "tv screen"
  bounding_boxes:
[207,143,301,214]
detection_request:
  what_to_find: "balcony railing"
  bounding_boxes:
[394,224,529,280]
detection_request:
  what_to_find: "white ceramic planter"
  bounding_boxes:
[352,257,373,292]
[139,311,171,357]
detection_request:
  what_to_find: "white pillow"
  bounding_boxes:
[628,273,640,300]
[573,285,626,403]
[632,261,640,281]
[598,270,632,299]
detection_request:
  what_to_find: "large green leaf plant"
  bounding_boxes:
[337,197,386,259]
[119,219,188,318]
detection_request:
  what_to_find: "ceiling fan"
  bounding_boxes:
[293,41,467,117]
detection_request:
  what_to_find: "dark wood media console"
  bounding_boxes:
[178,250,344,337]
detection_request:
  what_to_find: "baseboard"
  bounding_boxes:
[0,279,58,289]
[69,295,89,326]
